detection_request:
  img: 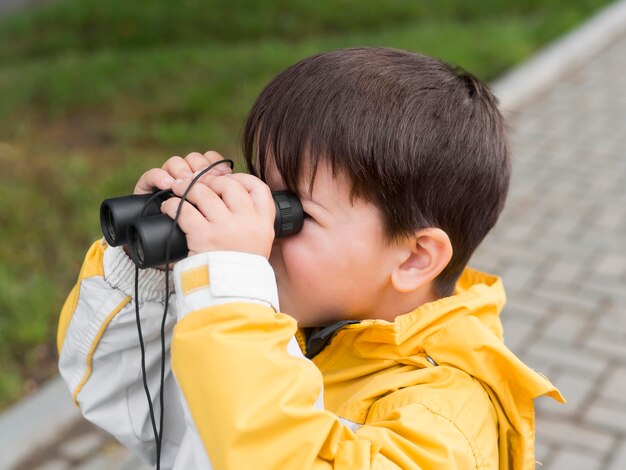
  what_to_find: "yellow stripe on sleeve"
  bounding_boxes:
[57,240,107,355]
[180,265,210,295]
[72,295,131,407]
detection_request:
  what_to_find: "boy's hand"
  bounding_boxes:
[134,150,233,195]
[160,173,276,259]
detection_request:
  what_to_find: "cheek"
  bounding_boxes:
[280,232,325,281]
[281,227,348,293]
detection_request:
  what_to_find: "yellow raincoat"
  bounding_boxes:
[172,267,564,469]
[59,242,564,469]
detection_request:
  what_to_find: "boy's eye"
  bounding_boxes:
[303,212,313,221]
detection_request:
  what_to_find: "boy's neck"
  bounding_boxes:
[374,286,441,322]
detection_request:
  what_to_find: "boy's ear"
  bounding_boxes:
[391,228,453,293]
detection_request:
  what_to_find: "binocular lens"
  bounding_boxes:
[127,214,189,269]
[105,208,117,245]
[131,228,145,265]
[100,193,169,247]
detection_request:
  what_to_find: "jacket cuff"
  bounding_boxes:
[103,243,173,302]
[173,251,279,321]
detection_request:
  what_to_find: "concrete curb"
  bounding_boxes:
[1,1,626,468]
[0,376,82,469]
[491,0,626,115]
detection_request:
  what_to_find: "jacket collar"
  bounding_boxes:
[299,267,506,359]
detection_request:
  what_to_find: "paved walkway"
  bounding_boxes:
[8,14,626,470]
[473,32,626,469]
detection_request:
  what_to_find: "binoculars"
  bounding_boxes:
[100,190,303,268]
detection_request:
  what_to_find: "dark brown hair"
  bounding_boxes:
[243,47,510,297]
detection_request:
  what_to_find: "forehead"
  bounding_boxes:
[264,156,347,201]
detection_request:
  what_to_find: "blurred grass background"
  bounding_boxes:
[0,0,615,409]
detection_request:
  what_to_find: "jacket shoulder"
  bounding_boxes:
[366,365,499,469]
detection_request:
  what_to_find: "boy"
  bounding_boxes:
[58,47,563,469]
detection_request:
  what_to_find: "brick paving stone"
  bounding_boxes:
[535,416,615,454]
[59,432,106,460]
[581,279,626,306]
[501,314,535,351]
[75,455,111,470]
[543,211,586,240]
[118,453,152,470]
[585,399,626,433]
[473,238,544,266]
[530,279,604,314]
[594,254,626,278]
[499,264,537,294]
[546,449,604,470]
[598,366,626,403]
[31,460,67,470]
[77,438,146,470]
[506,296,558,321]
[583,328,626,359]
[606,439,626,470]
[596,308,626,336]
[577,229,625,255]
[534,441,554,467]
[522,336,608,377]
[499,218,541,246]
[542,310,588,344]
[529,238,597,268]
[468,245,503,275]
[543,257,587,286]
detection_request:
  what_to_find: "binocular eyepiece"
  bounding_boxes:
[100,190,303,268]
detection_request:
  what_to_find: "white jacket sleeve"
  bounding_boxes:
[58,242,321,469]
[57,240,184,468]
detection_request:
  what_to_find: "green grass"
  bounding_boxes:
[0,0,615,409]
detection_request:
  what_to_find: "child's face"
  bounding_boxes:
[265,159,403,327]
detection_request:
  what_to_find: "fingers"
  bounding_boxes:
[203,151,233,175]
[168,173,272,221]
[135,154,196,195]
[200,176,255,214]
[134,168,176,194]
[162,151,232,178]
[184,151,233,183]
[182,151,229,175]
[225,173,275,221]
[162,156,194,180]
[134,151,232,195]
[161,172,275,258]
[160,197,209,236]
[177,173,273,216]
[171,179,229,222]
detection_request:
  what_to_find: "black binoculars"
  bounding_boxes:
[100,190,303,269]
